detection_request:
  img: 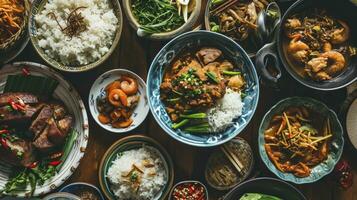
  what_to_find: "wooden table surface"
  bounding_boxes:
[11,0,357,199]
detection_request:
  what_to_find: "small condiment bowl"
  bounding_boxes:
[42,192,81,200]
[89,69,149,133]
[205,137,254,190]
[169,180,209,200]
[28,0,123,72]
[122,0,201,40]
[59,182,105,200]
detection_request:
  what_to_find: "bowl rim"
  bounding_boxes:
[122,0,201,40]
[168,180,209,200]
[223,177,307,200]
[43,192,81,200]
[0,61,89,196]
[276,0,357,91]
[88,68,149,133]
[28,0,123,72]
[258,96,344,184]
[147,30,260,147]
[98,134,175,200]
[59,182,105,200]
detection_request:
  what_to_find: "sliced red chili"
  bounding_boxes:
[48,160,62,166]
[22,67,30,76]
[27,161,38,169]
[0,129,9,134]
[0,138,8,149]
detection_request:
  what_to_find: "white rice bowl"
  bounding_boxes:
[107,146,167,200]
[207,88,244,132]
[35,0,118,66]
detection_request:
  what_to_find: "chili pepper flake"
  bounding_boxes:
[0,138,8,149]
[0,129,9,134]
[27,161,38,169]
[333,159,353,189]
[48,160,62,166]
[22,67,30,76]
[172,182,206,200]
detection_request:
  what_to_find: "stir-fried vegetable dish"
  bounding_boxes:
[131,0,194,34]
[209,0,272,53]
[97,76,140,129]
[264,106,332,177]
[0,0,25,45]
[160,47,246,133]
[284,9,356,81]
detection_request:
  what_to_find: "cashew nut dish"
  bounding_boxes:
[284,9,356,81]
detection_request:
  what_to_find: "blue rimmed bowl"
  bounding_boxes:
[89,69,149,133]
[147,30,259,147]
[258,97,344,184]
[59,182,105,200]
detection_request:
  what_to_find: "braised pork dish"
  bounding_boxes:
[264,106,332,177]
[0,91,73,194]
[284,9,356,81]
[160,47,246,133]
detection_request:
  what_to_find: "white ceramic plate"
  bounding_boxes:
[0,62,89,197]
[89,69,149,133]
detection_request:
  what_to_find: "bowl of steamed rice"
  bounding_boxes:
[29,0,123,72]
[147,31,259,147]
[99,135,174,200]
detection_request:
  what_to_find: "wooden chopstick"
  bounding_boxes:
[223,144,244,170]
[210,0,238,16]
[220,144,243,175]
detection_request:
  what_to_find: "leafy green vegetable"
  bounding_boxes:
[239,193,282,200]
[4,75,59,97]
[222,70,241,76]
[132,0,185,34]
[180,113,207,119]
[56,129,78,171]
[205,71,219,83]
[172,119,190,129]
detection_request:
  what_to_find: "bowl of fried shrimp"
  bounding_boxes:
[258,97,344,184]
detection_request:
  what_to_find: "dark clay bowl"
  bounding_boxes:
[255,0,357,90]
[224,177,307,200]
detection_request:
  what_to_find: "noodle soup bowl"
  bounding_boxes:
[147,31,259,147]
[258,97,344,184]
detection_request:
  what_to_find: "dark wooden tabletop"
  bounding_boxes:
[11,0,357,200]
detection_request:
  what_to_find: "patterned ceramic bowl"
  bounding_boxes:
[98,135,174,200]
[147,30,259,147]
[0,62,89,197]
[89,69,149,133]
[28,0,123,72]
[258,97,344,184]
[60,182,105,200]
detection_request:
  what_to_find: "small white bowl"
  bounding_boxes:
[89,69,149,133]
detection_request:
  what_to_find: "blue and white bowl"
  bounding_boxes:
[89,69,149,133]
[147,30,260,147]
[258,97,344,184]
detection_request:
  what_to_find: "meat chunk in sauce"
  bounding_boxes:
[196,48,222,65]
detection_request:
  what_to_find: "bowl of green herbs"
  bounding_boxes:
[123,0,201,40]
